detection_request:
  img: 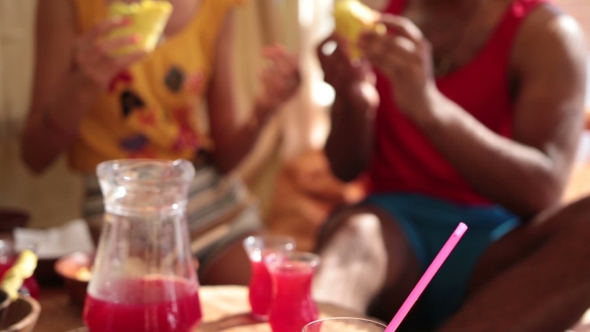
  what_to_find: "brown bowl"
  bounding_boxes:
[55,252,94,306]
[0,289,11,326]
[0,295,41,332]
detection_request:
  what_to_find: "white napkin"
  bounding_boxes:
[13,219,95,259]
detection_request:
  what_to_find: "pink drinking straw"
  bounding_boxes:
[385,222,469,332]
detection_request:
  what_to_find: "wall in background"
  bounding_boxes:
[0,0,79,229]
[0,0,35,138]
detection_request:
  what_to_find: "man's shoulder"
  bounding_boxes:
[513,3,587,68]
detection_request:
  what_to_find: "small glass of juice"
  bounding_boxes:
[267,251,320,332]
[243,234,296,321]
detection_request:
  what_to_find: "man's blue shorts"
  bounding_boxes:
[364,193,520,330]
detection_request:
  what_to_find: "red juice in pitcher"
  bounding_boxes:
[83,276,202,332]
[269,260,319,332]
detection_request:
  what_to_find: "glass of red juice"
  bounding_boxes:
[243,234,296,321]
[266,251,321,332]
[83,159,202,332]
[0,240,40,299]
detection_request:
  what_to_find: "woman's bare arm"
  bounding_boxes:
[207,10,300,174]
[22,0,141,174]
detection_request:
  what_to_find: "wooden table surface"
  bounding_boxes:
[33,286,370,332]
[35,288,84,332]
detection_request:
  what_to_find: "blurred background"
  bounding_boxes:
[0,2,588,331]
[0,0,331,230]
[0,0,588,236]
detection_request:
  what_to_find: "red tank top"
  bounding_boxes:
[367,0,547,205]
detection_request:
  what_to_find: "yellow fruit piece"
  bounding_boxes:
[108,0,173,55]
[334,0,386,59]
[0,250,38,301]
[75,266,92,282]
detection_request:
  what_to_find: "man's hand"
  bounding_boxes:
[359,14,440,124]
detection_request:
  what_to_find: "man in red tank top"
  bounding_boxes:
[313,0,589,331]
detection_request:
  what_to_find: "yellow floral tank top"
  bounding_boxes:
[69,0,242,172]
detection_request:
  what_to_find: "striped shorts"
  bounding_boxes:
[82,164,262,265]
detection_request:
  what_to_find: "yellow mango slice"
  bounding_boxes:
[334,0,386,59]
[0,250,38,301]
[108,0,173,55]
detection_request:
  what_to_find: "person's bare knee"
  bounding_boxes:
[313,212,388,313]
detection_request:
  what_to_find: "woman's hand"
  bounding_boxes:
[359,14,440,123]
[74,17,146,90]
[255,45,301,112]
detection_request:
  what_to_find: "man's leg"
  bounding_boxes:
[439,197,590,332]
[313,205,422,317]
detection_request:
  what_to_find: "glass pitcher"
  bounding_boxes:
[83,159,202,332]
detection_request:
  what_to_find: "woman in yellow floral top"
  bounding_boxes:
[21,0,300,279]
